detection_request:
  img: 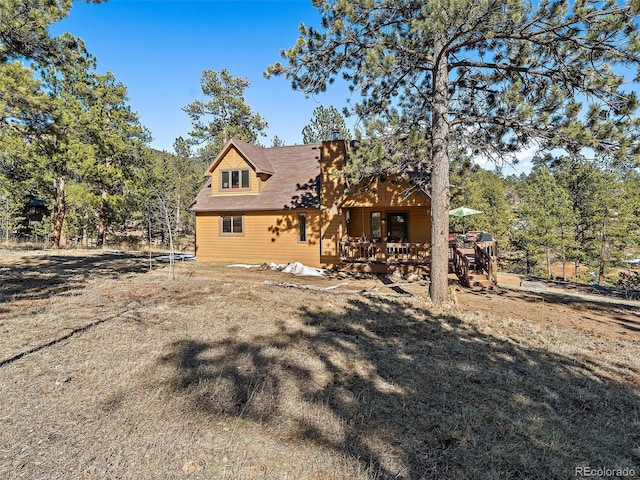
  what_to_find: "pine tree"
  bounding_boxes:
[271,135,286,147]
[82,72,150,247]
[548,157,632,284]
[301,105,350,143]
[450,162,511,244]
[622,171,640,254]
[1,0,103,247]
[183,69,268,160]
[516,166,577,278]
[35,60,94,248]
[0,0,97,67]
[267,0,640,305]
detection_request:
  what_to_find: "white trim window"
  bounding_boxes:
[221,215,244,235]
[221,169,250,190]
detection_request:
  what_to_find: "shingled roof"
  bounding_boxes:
[190,139,322,213]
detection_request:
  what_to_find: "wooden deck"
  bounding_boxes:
[337,261,430,276]
[339,241,429,263]
[338,238,498,288]
[337,241,430,275]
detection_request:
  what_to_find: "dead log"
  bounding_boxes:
[263,280,428,295]
[263,280,349,291]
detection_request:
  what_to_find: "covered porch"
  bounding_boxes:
[339,240,430,264]
[336,204,431,273]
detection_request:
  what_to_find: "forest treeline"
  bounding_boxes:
[449,156,639,284]
[1,1,639,287]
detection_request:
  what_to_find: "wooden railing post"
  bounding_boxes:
[450,244,470,286]
[473,240,498,284]
[340,241,430,265]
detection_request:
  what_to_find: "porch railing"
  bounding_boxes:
[474,240,498,284]
[339,241,430,264]
[450,245,471,286]
[450,240,499,286]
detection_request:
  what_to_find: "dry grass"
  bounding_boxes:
[0,250,639,479]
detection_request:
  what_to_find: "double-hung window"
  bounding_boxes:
[221,215,243,235]
[221,169,250,190]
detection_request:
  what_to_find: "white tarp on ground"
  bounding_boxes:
[228,261,327,277]
[282,262,327,276]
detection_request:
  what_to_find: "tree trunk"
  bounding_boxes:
[429,37,451,305]
[167,215,175,280]
[176,192,181,233]
[97,218,105,247]
[97,190,108,248]
[147,212,153,272]
[82,210,89,249]
[163,202,175,280]
[546,242,551,278]
[52,173,66,249]
[598,219,607,286]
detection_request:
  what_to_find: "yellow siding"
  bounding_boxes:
[342,177,429,208]
[210,147,262,195]
[340,169,431,246]
[409,208,431,243]
[319,141,347,264]
[195,210,323,267]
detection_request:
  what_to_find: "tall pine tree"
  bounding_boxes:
[302,105,350,143]
[183,69,268,160]
[267,0,640,304]
[516,166,576,279]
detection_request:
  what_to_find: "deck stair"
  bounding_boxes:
[450,240,498,290]
[468,273,497,290]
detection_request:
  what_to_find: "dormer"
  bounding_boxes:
[205,139,275,196]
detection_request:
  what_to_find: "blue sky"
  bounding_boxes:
[51,0,357,153]
[48,1,640,176]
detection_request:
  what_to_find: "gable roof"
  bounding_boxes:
[205,138,275,176]
[190,139,321,212]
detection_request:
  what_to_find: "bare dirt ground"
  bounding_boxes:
[1,249,637,344]
[457,274,640,344]
[0,249,638,479]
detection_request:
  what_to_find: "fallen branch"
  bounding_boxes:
[263,280,429,295]
[263,280,349,291]
[0,308,131,368]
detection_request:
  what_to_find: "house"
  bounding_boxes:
[190,138,432,272]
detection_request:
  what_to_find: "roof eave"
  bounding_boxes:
[190,205,320,213]
[205,139,267,175]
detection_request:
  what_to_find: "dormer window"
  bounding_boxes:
[221,169,250,189]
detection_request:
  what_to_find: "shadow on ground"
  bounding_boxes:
[0,252,151,302]
[157,294,639,479]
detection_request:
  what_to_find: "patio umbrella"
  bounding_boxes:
[449,206,483,234]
